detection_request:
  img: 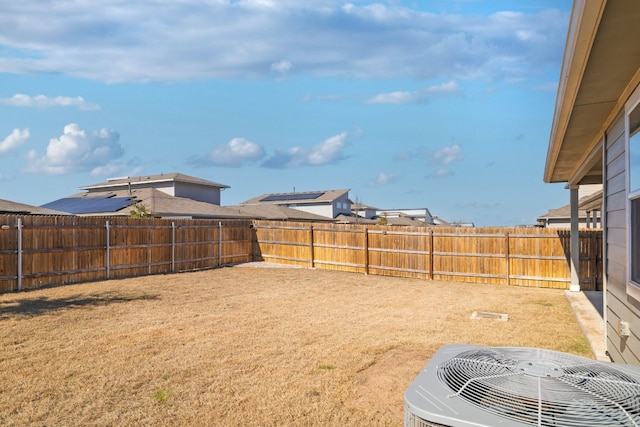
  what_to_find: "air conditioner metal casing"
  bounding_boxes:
[405,344,640,427]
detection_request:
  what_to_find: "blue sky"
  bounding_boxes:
[0,0,573,226]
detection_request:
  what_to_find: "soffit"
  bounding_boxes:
[545,0,640,184]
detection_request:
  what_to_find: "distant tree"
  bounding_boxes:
[377,212,388,226]
[129,203,150,219]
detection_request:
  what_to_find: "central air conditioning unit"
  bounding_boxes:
[405,344,640,427]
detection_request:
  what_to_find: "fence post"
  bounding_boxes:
[17,217,22,292]
[218,221,222,266]
[105,220,110,280]
[429,229,434,280]
[171,222,176,273]
[364,227,369,275]
[505,231,510,286]
[309,225,315,268]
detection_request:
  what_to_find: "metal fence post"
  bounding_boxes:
[218,221,222,266]
[171,221,176,273]
[363,227,369,275]
[17,217,22,291]
[105,220,110,279]
[505,231,510,286]
[309,225,315,268]
[429,229,434,280]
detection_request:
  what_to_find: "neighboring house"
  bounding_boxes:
[432,216,450,226]
[42,173,251,219]
[544,1,640,364]
[537,187,603,228]
[239,189,351,219]
[376,208,435,225]
[351,202,378,219]
[349,203,441,226]
[380,214,432,227]
[79,173,229,205]
[0,198,68,215]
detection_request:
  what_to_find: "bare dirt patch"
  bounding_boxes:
[0,265,591,426]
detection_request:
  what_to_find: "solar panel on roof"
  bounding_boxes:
[260,192,324,202]
[42,196,134,214]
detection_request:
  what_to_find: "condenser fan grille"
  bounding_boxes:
[436,348,640,426]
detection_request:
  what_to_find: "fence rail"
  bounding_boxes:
[253,221,603,290]
[0,215,255,292]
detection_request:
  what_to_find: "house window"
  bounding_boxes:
[627,89,640,287]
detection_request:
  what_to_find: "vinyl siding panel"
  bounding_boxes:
[608,148,626,179]
[605,112,640,364]
[606,291,640,364]
[607,113,626,153]
[606,113,627,359]
[608,171,626,195]
[608,190,628,213]
[607,209,626,231]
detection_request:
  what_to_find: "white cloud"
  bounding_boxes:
[25,123,123,175]
[0,94,100,110]
[271,60,293,75]
[190,137,266,167]
[0,2,569,83]
[366,81,459,104]
[427,167,453,178]
[307,132,346,165]
[367,90,420,105]
[0,128,29,154]
[90,162,142,178]
[262,132,348,168]
[369,172,396,186]
[432,144,463,165]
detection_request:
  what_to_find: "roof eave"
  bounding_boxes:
[545,0,606,184]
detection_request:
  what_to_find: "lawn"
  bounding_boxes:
[0,264,592,426]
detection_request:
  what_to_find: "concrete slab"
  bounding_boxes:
[566,290,609,361]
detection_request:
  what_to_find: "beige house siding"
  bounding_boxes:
[605,109,640,364]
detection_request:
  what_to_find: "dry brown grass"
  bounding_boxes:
[0,265,591,426]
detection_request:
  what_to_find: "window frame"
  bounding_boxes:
[626,84,640,299]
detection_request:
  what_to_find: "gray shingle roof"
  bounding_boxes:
[537,190,603,222]
[227,204,334,222]
[50,188,252,219]
[80,172,229,191]
[0,198,69,215]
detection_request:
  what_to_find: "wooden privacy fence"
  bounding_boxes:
[253,221,603,290]
[0,216,602,293]
[0,215,255,292]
